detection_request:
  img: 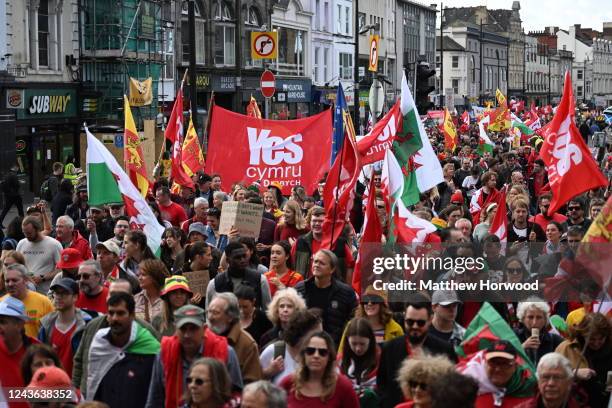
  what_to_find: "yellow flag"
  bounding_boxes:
[123,95,150,197]
[496,88,507,107]
[129,77,153,106]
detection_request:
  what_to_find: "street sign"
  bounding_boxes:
[368,79,384,117]
[260,70,276,98]
[368,35,379,72]
[251,32,278,60]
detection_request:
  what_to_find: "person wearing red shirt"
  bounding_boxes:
[264,242,303,297]
[274,200,309,242]
[181,197,209,234]
[75,260,109,315]
[54,215,93,260]
[529,193,567,233]
[156,186,188,227]
[0,297,39,408]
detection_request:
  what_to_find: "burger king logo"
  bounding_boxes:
[7,89,23,109]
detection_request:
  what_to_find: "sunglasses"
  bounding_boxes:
[506,267,523,275]
[305,347,329,357]
[408,381,428,391]
[568,206,582,211]
[186,376,211,386]
[405,319,428,327]
[361,295,384,305]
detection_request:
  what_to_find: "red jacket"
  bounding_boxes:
[68,231,93,260]
[476,393,532,408]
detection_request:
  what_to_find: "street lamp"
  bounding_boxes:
[439,4,446,102]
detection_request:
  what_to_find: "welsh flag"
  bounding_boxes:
[392,73,443,207]
[477,115,494,156]
[488,188,507,242]
[382,149,437,244]
[87,127,165,254]
[511,112,535,137]
[123,95,150,198]
[456,302,536,398]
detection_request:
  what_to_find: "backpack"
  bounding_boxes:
[40,177,53,201]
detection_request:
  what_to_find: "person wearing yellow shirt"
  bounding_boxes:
[1,263,54,337]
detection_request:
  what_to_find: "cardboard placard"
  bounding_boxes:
[182,270,210,295]
[219,201,264,238]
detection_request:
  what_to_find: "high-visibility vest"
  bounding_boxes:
[64,163,78,185]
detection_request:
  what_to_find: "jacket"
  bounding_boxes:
[38,309,92,353]
[514,325,563,365]
[66,230,93,260]
[72,314,159,393]
[1,170,20,196]
[214,268,263,308]
[226,321,263,384]
[294,232,348,279]
[376,334,457,408]
[295,277,357,346]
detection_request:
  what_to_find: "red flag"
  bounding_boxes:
[442,108,458,151]
[352,176,383,294]
[488,188,507,242]
[540,72,607,216]
[461,111,470,127]
[356,100,400,165]
[320,110,361,250]
[165,86,194,189]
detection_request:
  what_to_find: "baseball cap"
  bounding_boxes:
[188,222,208,237]
[450,191,464,204]
[27,366,72,389]
[77,185,88,193]
[95,239,121,257]
[485,340,517,361]
[160,275,193,297]
[0,297,30,321]
[174,305,205,328]
[50,278,79,295]
[431,290,461,306]
[56,248,84,269]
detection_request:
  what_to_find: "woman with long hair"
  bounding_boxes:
[472,203,498,243]
[134,259,168,322]
[264,241,303,297]
[280,331,359,407]
[152,275,193,337]
[274,200,308,242]
[1,216,24,258]
[121,230,156,277]
[395,355,455,408]
[263,190,284,220]
[20,344,63,385]
[238,237,268,273]
[181,357,235,408]
[338,318,380,407]
[339,287,403,348]
[259,287,307,349]
[181,241,215,306]
[160,227,186,274]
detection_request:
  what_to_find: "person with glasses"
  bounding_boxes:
[529,193,568,234]
[89,215,129,259]
[279,331,359,408]
[566,198,592,234]
[181,357,237,408]
[377,301,457,408]
[38,278,91,377]
[75,260,109,315]
[395,354,455,408]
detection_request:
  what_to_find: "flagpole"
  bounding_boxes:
[330,111,354,250]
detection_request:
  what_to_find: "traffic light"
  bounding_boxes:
[416,62,435,113]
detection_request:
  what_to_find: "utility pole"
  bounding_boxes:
[188,0,198,131]
[235,0,242,113]
[479,19,483,106]
[353,0,360,130]
[439,3,444,104]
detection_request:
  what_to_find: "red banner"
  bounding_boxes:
[205,106,332,195]
[356,100,400,165]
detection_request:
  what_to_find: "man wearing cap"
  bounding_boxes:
[108,202,125,220]
[465,340,535,407]
[26,366,79,407]
[75,260,109,315]
[1,264,54,337]
[65,185,90,230]
[156,186,188,228]
[96,239,139,292]
[145,304,243,408]
[429,290,466,347]
[181,197,209,235]
[0,297,39,404]
[38,278,91,377]
[54,215,92,260]
[47,247,84,297]
[16,216,63,294]
[85,292,160,406]
[187,221,208,244]
[72,280,159,394]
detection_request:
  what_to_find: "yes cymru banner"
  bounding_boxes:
[205,106,332,195]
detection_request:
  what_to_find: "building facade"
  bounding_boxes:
[524,34,549,105]
[591,37,612,107]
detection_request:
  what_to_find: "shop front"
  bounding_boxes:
[269,78,312,119]
[9,85,80,194]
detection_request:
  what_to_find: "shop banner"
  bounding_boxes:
[356,100,400,165]
[205,106,331,195]
[128,77,153,106]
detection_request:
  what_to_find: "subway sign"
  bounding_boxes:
[17,88,77,119]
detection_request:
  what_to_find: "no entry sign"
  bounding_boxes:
[260,70,276,98]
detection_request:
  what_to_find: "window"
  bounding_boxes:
[38,0,50,67]
[323,2,329,31]
[243,6,262,67]
[276,26,305,76]
[315,0,320,30]
[214,0,235,66]
[358,12,366,32]
[452,55,459,68]
[314,47,320,83]
[577,69,583,80]
[162,28,174,79]
[452,79,459,94]
[337,5,342,33]
[339,52,353,80]
[324,48,329,82]
[345,6,350,35]
[577,85,583,95]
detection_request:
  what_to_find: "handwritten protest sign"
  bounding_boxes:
[219,202,264,238]
[183,270,210,295]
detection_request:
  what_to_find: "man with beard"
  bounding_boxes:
[145,304,243,408]
[84,292,160,406]
[1,263,53,337]
[75,260,109,315]
[16,216,63,293]
[377,301,457,408]
[95,239,139,292]
[205,241,271,310]
[207,292,263,384]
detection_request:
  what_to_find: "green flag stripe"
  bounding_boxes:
[87,162,123,206]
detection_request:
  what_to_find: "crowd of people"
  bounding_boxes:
[0,106,610,408]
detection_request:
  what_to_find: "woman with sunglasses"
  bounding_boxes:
[279,331,359,407]
[338,318,381,408]
[395,354,455,408]
[160,227,186,274]
[181,357,236,408]
[339,286,403,349]
[502,257,530,327]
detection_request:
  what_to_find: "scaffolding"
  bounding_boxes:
[80,0,165,122]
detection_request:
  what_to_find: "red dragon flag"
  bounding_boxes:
[540,72,607,216]
[123,95,150,197]
[181,112,205,177]
[164,76,194,189]
[442,108,458,151]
